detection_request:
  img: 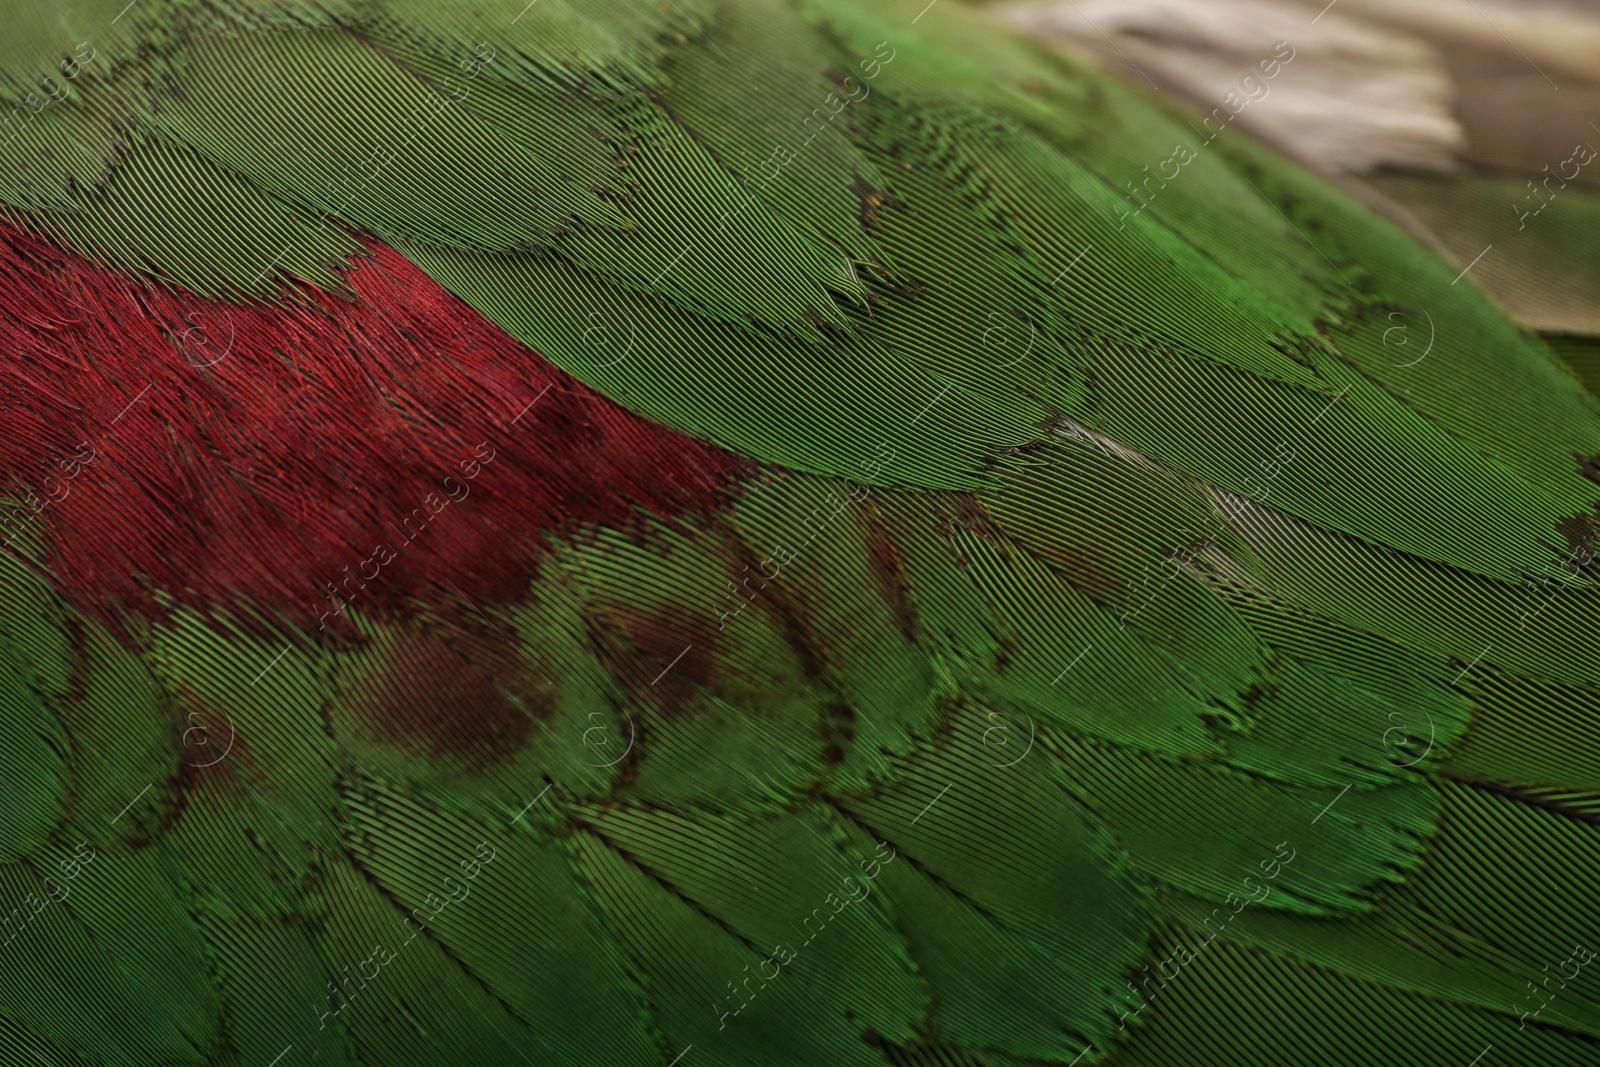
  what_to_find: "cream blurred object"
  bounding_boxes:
[999,0,1600,339]
[999,0,1462,171]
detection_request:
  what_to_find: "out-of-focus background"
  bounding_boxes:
[996,0,1600,391]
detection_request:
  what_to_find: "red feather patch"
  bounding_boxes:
[0,223,749,635]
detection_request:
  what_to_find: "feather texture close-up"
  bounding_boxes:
[0,1,1596,1066]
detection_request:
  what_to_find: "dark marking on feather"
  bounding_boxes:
[1237,678,1280,712]
[1579,452,1600,486]
[1554,512,1597,561]
[349,621,538,767]
[600,602,724,715]
[757,586,828,685]
[993,634,1017,676]
[862,511,918,644]
[848,177,893,231]
[820,701,856,764]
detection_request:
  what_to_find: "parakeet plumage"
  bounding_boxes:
[0,2,1596,1066]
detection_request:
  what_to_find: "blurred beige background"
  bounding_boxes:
[999,0,1600,388]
